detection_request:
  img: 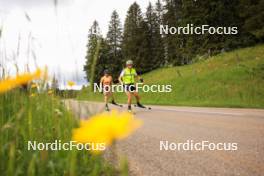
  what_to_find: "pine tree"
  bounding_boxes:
[123,2,149,73]
[239,0,264,41]
[92,38,110,84]
[155,0,168,65]
[180,0,209,60]
[163,0,185,65]
[155,0,163,25]
[107,10,123,58]
[144,2,165,70]
[83,0,261,82]
[203,0,242,53]
[106,10,123,81]
[83,20,102,85]
[162,0,257,64]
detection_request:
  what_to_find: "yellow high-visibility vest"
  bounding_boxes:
[122,68,137,84]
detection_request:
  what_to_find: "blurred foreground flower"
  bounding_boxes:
[67,81,75,87]
[31,83,38,89]
[0,68,43,94]
[48,90,53,95]
[72,110,142,153]
[30,93,36,97]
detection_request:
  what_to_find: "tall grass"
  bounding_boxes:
[0,89,117,176]
[0,3,122,175]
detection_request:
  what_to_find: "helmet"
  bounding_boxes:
[104,69,110,74]
[126,60,133,65]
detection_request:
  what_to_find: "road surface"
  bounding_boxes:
[65,100,264,176]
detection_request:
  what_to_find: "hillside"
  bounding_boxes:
[78,44,264,108]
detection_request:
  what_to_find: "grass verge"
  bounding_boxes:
[78,44,264,108]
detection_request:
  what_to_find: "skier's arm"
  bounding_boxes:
[118,76,123,84]
[100,77,104,86]
[118,70,124,84]
[135,71,143,83]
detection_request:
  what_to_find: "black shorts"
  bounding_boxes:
[124,84,136,92]
[102,85,112,95]
[103,86,110,92]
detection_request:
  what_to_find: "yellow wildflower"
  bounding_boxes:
[0,68,43,94]
[30,93,36,97]
[67,81,75,87]
[31,83,38,89]
[72,110,142,153]
[48,90,53,95]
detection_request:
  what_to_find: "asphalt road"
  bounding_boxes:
[65,100,264,176]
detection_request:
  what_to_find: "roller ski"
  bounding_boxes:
[134,102,152,110]
[105,104,110,111]
[111,100,123,107]
[127,105,136,114]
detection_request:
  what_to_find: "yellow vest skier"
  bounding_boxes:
[118,60,145,112]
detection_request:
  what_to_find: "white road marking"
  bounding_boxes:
[151,108,244,116]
